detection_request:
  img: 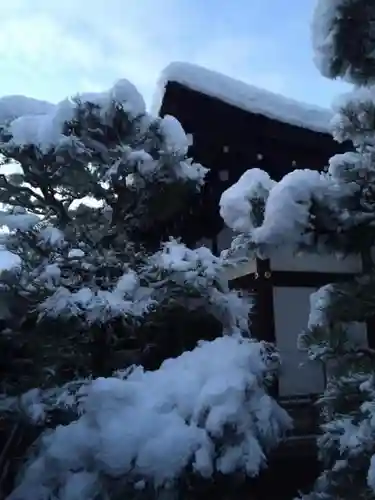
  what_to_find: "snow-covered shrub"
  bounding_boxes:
[7,336,291,500]
[0,78,221,393]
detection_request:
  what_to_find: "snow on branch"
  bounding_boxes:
[252,169,333,249]
[0,206,40,232]
[147,239,251,334]
[330,86,375,146]
[9,336,291,500]
[312,0,375,85]
[4,79,146,153]
[220,168,275,234]
[38,269,155,325]
[220,167,336,256]
[0,95,54,127]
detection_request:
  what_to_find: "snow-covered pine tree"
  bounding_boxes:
[219,2,375,498]
[0,80,224,395]
[0,80,292,500]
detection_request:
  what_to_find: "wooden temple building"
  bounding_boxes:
[155,62,358,499]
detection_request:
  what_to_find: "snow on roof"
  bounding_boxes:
[153,62,332,134]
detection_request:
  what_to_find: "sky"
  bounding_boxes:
[0,0,351,110]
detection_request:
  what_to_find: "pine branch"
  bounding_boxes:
[0,174,46,209]
[38,184,70,226]
[0,169,70,227]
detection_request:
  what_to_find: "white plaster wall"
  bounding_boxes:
[273,286,326,396]
[269,246,362,274]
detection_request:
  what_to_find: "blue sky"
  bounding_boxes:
[0,0,351,110]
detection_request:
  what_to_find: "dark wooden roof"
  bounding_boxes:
[158,79,350,242]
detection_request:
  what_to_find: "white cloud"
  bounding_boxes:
[0,0,289,108]
[0,15,98,70]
